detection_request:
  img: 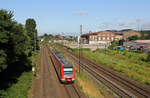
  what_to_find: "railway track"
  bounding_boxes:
[64,84,81,98]
[56,46,150,98]
[47,46,83,98]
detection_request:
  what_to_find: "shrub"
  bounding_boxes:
[0,71,32,98]
[147,52,150,62]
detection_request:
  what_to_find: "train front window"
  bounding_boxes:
[63,68,73,75]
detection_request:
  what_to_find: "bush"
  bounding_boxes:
[108,41,119,49]
[0,71,32,98]
[147,52,150,62]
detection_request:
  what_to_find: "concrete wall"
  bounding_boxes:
[89,41,108,44]
[65,43,108,51]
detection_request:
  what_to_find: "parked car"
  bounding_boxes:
[113,46,125,50]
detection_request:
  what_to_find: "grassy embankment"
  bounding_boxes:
[49,43,115,98]
[0,72,32,98]
[28,50,40,97]
[0,51,39,98]
[72,48,150,86]
[75,70,116,98]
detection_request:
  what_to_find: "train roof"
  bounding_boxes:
[52,49,73,68]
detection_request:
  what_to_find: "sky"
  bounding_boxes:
[1,0,150,35]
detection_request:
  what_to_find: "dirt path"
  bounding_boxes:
[30,45,84,98]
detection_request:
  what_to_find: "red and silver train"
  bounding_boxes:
[51,49,75,83]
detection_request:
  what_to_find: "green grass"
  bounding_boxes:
[72,48,150,86]
[0,71,32,98]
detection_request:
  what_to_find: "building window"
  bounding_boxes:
[107,37,109,40]
[92,36,94,40]
[103,37,105,40]
[90,36,92,40]
[90,36,92,39]
[99,37,101,40]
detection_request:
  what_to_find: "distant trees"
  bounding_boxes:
[139,30,150,39]
[40,33,54,42]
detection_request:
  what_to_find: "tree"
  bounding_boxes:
[128,35,139,41]
[119,39,125,46]
[0,9,13,71]
[108,41,119,49]
[25,18,38,51]
[139,30,150,39]
[0,9,34,92]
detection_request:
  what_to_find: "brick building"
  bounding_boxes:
[81,31,115,44]
[80,29,141,44]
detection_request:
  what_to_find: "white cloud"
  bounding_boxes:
[119,21,126,26]
[97,22,112,29]
[130,18,144,25]
[74,12,88,16]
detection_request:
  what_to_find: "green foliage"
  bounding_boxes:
[0,9,13,71]
[32,50,40,76]
[0,9,38,97]
[147,52,150,62]
[25,18,38,50]
[128,35,139,41]
[44,33,53,42]
[108,41,119,49]
[0,71,32,98]
[139,30,150,39]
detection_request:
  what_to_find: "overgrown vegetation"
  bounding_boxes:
[72,48,150,86]
[0,9,39,97]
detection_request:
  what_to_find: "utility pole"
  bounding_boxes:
[79,24,82,73]
[62,32,64,46]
